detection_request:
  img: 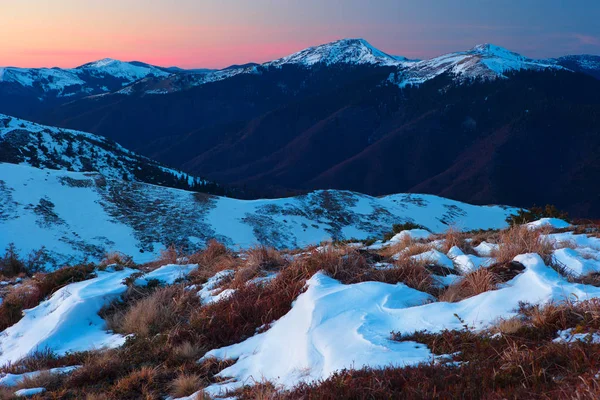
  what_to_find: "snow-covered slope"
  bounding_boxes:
[0,162,516,267]
[0,114,210,190]
[392,44,562,87]
[0,59,171,98]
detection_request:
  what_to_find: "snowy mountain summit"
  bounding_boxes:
[394,43,561,86]
[265,38,412,67]
[0,58,170,98]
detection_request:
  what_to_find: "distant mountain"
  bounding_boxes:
[2,39,600,216]
[0,162,515,267]
[550,54,600,80]
[391,44,562,87]
[263,38,413,67]
[0,114,223,194]
[0,58,171,98]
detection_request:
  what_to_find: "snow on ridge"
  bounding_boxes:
[0,58,170,97]
[0,113,209,187]
[265,38,412,67]
[392,43,563,87]
[0,162,517,268]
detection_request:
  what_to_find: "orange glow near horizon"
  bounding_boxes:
[1,0,598,69]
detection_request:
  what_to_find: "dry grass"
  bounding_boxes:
[169,373,202,398]
[16,370,63,392]
[100,251,134,268]
[67,350,126,389]
[111,366,158,399]
[172,341,202,362]
[380,258,437,296]
[379,237,433,259]
[437,226,475,254]
[490,317,525,335]
[188,240,237,284]
[107,285,199,337]
[491,225,554,264]
[439,268,500,302]
[233,246,287,287]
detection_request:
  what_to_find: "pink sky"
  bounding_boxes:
[1,0,598,69]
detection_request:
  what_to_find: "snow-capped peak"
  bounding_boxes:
[469,43,527,62]
[79,58,122,69]
[265,38,411,67]
[393,43,561,87]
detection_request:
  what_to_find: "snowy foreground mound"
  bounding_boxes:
[203,253,600,396]
[0,162,516,267]
[0,264,195,366]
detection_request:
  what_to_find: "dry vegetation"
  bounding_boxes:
[3,218,600,399]
[439,268,500,302]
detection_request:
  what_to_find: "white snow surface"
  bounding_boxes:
[411,249,455,270]
[0,366,80,387]
[14,388,45,397]
[204,253,600,394]
[0,264,195,366]
[527,218,571,230]
[0,162,517,267]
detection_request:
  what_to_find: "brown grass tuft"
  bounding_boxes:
[100,251,134,268]
[380,258,437,296]
[172,341,202,362]
[108,285,199,337]
[490,317,525,335]
[188,240,237,284]
[170,373,202,398]
[111,366,158,399]
[491,225,554,265]
[439,268,500,302]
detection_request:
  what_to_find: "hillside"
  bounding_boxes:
[0,114,220,193]
[0,162,515,267]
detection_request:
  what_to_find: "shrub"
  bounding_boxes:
[67,350,127,389]
[0,282,43,331]
[0,243,27,277]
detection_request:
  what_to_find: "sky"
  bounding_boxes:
[2,0,599,69]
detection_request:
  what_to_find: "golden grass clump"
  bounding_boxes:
[188,240,237,284]
[107,285,197,337]
[439,268,500,302]
[491,225,554,264]
[169,373,203,398]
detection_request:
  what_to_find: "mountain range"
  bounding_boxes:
[2,38,600,216]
